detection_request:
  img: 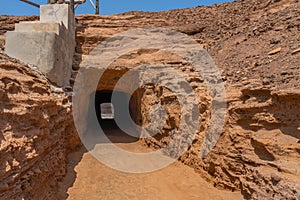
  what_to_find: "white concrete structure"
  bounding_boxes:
[100,103,115,119]
[5,4,75,86]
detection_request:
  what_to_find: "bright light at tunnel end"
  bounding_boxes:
[72,27,227,173]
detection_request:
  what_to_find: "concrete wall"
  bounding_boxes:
[5,4,75,87]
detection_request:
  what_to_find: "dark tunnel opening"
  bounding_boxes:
[94,90,140,143]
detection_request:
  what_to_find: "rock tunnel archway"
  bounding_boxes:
[94,89,142,140]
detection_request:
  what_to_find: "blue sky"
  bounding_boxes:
[0,0,232,16]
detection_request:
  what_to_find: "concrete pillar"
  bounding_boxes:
[5,4,75,87]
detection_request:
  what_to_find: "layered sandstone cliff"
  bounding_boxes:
[0,50,79,199]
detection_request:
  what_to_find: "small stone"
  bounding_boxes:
[50,85,64,93]
[63,86,72,91]
[262,79,270,85]
[281,71,289,76]
[270,38,281,44]
[274,26,284,31]
[69,78,75,85]
[268,47,282,55]
[271,173,282,183]
[291,48,300,55]
[72,64,80,71]
[268,74,276,79]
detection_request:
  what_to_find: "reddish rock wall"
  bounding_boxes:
[0,52,80,199]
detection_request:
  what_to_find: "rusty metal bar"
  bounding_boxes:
[95,0,99,14]
[19,0,40,8]
[70,0,75,12]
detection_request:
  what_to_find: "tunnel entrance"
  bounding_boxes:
[94,90,140,143]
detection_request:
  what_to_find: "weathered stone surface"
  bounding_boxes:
[268,47,282,55]
[40,4,74,31]
[15,21,61,34]
[5,4,75,86]
[292,48,300,55]
[6,32,57,75]
[0,52,80,200]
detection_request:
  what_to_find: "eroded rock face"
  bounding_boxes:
[72,0,300,199]
[0,52,79,199]
[75,46,300,199]
[183,85,300,199]
[0,0,299,199]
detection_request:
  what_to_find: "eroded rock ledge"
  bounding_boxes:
[0,51,80,199]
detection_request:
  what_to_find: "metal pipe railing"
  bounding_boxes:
[19,0,40,8]
[19,0,99,14]
[70,0,75,12]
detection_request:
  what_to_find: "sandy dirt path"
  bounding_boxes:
[58,127,243,200]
